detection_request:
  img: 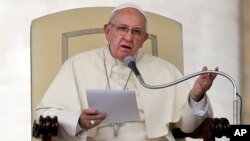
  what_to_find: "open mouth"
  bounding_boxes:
[121,45,132,49]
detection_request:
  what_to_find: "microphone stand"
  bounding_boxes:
[137,70,240,125]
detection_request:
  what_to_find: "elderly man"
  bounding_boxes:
[36,3,218,141]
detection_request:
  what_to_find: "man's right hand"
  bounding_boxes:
[78,108,107,129]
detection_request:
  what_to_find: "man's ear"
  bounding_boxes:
[139,33,149,49]
[103,24,110,34]
[103,24,110,40]
[143,32,148,42]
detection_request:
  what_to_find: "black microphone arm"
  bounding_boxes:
[124,56,240,125]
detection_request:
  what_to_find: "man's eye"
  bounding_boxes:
[132,29,141,35]
[118,26,128,31]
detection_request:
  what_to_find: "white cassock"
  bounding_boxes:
[36,46,213,141]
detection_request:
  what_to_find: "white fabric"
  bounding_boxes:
[36,47,213,141]
[109,3,147,21]
[189,95,210,116]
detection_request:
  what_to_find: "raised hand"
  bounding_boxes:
[190,66,218,101]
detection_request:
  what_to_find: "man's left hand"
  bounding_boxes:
[190,66,218,102]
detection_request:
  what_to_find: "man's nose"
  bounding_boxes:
[123,30,133,41]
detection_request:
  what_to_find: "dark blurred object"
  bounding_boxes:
[33,116,58,141]
[173,117,230,141]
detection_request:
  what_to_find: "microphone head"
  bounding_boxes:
[124,56,144,83]
[124,56,135,67]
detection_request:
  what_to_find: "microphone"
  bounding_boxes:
[124,56,240,125]
[124,56,145,84]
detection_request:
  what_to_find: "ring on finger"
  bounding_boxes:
[90,120,95,125]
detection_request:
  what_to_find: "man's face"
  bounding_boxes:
[104,8,148,62]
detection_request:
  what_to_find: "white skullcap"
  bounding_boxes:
[109,3,147,21]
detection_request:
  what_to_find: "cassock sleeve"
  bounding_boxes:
[35,59,83,137]
[174,94,213,133]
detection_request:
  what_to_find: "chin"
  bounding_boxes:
[118,51,135,61]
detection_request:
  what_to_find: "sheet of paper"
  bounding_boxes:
[86,89,140,126]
